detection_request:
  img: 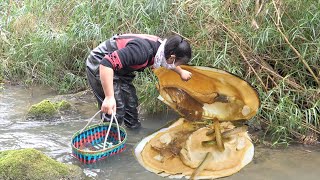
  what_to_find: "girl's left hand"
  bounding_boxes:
[180,70,192,81]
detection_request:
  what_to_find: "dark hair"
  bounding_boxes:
[164,35,192,64]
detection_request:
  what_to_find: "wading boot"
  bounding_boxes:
[124,120,141,129]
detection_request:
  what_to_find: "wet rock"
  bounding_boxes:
[27,100,59,118]
[26,90,97,121]
[56,100,72,110]
[0,148,84,180]
[26,99,74,120]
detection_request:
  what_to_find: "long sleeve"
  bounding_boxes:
[100,38,155,71]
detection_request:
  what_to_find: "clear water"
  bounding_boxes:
[1,85,319,180]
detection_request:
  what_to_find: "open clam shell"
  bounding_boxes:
[154,66,260,121]
[134,118,254,179]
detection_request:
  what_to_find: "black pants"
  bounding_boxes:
[86,67,139,126]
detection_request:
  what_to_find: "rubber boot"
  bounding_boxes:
[119,73,141,129]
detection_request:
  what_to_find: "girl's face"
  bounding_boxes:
[162,55,176,69]
[166,55,176,65]
[167,54,185,67]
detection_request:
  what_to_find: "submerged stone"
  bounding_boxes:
[0,148,83,180]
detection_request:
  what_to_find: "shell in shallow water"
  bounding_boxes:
[134,118,254,179]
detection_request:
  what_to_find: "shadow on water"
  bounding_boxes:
[1,85,320,180]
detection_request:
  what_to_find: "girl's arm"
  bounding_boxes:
[99,65,116,115]
[172,66,192,81]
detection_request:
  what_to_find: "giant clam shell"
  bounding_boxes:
[134,118,254,179]
[154,66,260,121]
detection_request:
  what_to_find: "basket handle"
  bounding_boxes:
[102,111,122,149]
[80,110,122,149]
[79,110,102,133]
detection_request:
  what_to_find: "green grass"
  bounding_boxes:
[0,0,319,145]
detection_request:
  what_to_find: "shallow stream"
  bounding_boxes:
[0,85,319,180]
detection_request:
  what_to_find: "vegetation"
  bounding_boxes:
[0,0,319,145]
[0,148,83,180]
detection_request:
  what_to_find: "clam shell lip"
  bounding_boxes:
[186,65,261,109]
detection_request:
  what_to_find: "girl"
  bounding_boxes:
[86,34,192,129]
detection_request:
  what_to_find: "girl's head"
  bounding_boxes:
[164,35,192,66]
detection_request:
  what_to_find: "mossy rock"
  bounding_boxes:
[27,99,72,119]
[0,148,84,180]
[54,100,72,111]
[28,100,58,118]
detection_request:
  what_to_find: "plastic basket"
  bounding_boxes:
[71,111,127,164]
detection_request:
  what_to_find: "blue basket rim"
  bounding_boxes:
[71,122,127,154]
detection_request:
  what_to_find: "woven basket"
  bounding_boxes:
[71,111,127,164]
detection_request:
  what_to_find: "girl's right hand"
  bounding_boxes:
[180,69,192,81]
[101,96,116,115]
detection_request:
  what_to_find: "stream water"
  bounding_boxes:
[0,85,319,180]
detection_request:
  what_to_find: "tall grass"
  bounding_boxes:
[0,0,319,145]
